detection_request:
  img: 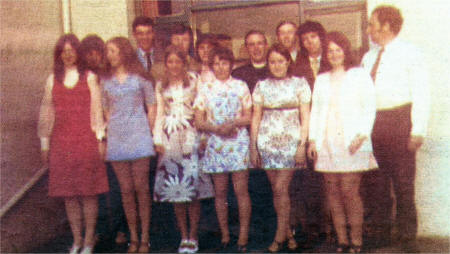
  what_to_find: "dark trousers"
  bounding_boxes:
[363,104,417,242]
[289,166,324,236]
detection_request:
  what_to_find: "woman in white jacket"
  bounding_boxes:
[307,32,378,253]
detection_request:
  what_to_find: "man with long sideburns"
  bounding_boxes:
[361,5,430,252]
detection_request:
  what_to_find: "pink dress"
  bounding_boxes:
[315,77,377,173]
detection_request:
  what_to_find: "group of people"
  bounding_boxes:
[38,4,429,254]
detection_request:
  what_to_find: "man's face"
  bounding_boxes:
[367,13,384,45]
[133,25,154,52]
[171,32,191,54]
[301,31,322,57]
[85,50,102,70]
[246,33,267,64]
[277,23,298,51]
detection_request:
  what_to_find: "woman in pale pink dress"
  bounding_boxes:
[307,32,377,253]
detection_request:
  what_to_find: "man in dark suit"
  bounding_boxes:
[291,21,331,248]
[296,21,331,90]
[232,30,270,93]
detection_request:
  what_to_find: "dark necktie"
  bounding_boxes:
[370,47,384,82]
[146,52,152,72]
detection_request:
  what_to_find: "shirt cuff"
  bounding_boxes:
[40,138,50,151]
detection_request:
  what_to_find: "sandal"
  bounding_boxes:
[127,241,139,253]
[237,244,248,253]
[268,240,286,253]
[138,241,150,253]
[287,236,298,251]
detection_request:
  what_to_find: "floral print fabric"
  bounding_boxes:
[153,73,214,202]
[253,76,311,169]
[194,77,252,173]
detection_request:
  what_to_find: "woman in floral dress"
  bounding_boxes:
[250,44,311,252]
[194,47,252,252]
[153,46,214,253]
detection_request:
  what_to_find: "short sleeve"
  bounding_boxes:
[252,81,263,106]
[297,78,311,104]
[193,88,207,111]
[239,81,252,109]
[141,77,156,105]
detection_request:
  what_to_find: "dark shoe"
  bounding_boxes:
[349,244,363,253]
[336,244,349,253]
[237,244,248,253]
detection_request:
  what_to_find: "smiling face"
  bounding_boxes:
[301,31,322,57]
[106,42,122,68]
[327,41,345,69]
[268,51,290,78]
[171,32,191,54]
[61,42,77,68]
[198,42,213,64]
[133,25,154,52]
[246,33,267,64]
[277,23,298,51]
[165,52,185,78]
[212,55,232,81]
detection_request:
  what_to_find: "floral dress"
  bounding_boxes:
[194,77,252,173]
[253,76,311,169]
[153,73,214,202]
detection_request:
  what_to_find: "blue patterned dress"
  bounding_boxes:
[102,74,156,161]
[194,77,252,173]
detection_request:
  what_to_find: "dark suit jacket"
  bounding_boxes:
[292,54,331,92]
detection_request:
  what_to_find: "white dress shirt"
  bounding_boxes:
[361,38,430,137]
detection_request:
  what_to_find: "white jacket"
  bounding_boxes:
[309,67,376,152]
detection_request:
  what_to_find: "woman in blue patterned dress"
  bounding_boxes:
[153,46,214,253]
[250,44,311,252]
[194,47,252,252]
[102,37,156,253]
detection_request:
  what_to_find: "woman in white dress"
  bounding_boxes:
[250,44,311,252]
[307,32,378,253]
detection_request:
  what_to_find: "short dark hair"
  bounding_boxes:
[170,24,192,37]
[372,5,403,35]
[79,34,105,74]
[266,43,294,78]
[195,33,219,62]
[326,31,354,70]
[297,21,327,56]
[132,16,154,32]
[244,30,267,46]
[276,21,297,35]
[209,46,234,69]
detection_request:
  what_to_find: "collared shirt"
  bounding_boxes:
[361,38,430,137]
[290,49,299,62]
[137,47,155,71]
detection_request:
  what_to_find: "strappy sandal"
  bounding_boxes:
[287,236,298,251]
[138,241,150,253]
[268,240,286,253]
[127,241,139,253]
[349,244,363,253]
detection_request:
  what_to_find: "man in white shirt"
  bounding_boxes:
[361,5,429,252]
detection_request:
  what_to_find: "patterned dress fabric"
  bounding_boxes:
[102,74,156,161]
[153,75,214,202]
[194,77,252,173]
[49,75,108,197]
[252,76,311,169]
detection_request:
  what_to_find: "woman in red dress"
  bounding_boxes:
[38,34,109,254]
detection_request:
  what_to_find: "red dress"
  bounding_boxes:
[48,74,108,197]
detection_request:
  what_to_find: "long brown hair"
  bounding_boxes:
[160,45,190,91]
[104,36,152,81]
[53,34,84,84]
